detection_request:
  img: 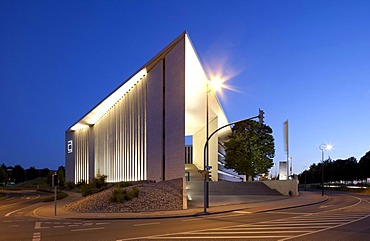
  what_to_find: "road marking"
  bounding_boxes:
[133,222,160,227]
[32,232,41,241]
[34,221,49,230]
[5,208,24,217]
[82,223,94,226]
[319,204,333,208]
[71,227,105,232]
[118,235,290,240]
[119,203,370,241]
[233,210,252,214]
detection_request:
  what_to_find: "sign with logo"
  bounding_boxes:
[67,140,73,154]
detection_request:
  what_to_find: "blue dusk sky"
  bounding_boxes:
[1,0,369,174]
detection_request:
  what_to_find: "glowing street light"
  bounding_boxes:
[319,144,333,196]
[204,78,225,211]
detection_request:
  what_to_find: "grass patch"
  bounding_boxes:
[110,187,139,203]
[43,191,68,202]
[15,177,50,190]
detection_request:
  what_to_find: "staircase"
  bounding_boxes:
[185,164,282,196]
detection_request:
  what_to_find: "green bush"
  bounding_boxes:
[115,181,133,188]
[76,179,87,188]
[77,174,108,197]
[65,181,75,189]
[110,187,139,203]
[92,174,107,188]
[127,187,139,200]
[110,188,124,203]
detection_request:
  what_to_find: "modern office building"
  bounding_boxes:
[65,32,241,183]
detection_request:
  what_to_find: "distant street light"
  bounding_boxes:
[319,144,333,196]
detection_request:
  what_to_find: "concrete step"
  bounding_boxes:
[185,164,282,196]
[187,180,282,196]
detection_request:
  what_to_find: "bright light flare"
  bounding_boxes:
[325,144,333,151]
[208,78,223,92]
[208,72,238,94]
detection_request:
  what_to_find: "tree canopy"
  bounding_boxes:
[299,152,370,184]
[224,120,275,180]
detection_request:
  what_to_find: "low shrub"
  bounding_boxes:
[78,174,108,197]
[115,181,133,188]
[110,188,124,203]
[110,187,139,203]
[76,179,87,188]
[65,181,75,189]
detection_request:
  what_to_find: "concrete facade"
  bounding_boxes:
[65,32,231,183]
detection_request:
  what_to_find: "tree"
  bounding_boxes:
[26,166,39,181]
[11,165,25,183]
[224,120,275,181]
[57,166,66,187]
[359,151,370,180]
[0,164,8,184]
[39,168,50,178]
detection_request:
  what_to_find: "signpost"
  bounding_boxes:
[52,172,57,216]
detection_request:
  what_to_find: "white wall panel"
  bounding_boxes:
[74,127,90,183]
[164,37,185,180]
[146,61,164,181]
[94,77,147,182]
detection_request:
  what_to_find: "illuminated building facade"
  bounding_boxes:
[65,32,236,183]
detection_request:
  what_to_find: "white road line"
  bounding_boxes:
[195,231,305,234]
[5,208,24,217]
[319,204,334,208]
[133,222,160,227]
[82,223,94,226]
[278,212,370,241]
[32,232,41,241]
[269,220,343,224]
[119,235,291,240]
[233,210,252,214]
[221,226,332,230]
[34,221,48,230]
[213,213,245,218]
[71,227,105,232]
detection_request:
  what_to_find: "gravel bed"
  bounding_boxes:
[65,178,183,212]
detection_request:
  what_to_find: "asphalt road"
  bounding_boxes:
[1,190,369,241]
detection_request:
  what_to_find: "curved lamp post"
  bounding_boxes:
[204,79,223,211]
[319,144,332,196]
[203,110,264,214]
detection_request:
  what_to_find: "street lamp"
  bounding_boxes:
[204,78,223,211]
[319,144,332,196]
[203,110,264,214]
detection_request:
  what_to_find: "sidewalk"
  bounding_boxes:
[32,191,328,220]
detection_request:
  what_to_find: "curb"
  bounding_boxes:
[32,194,329,220]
